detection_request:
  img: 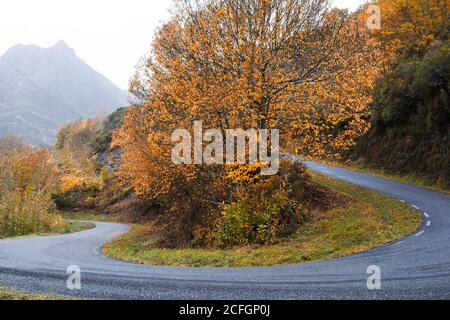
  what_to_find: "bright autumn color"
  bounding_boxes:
[373,0,449,64]
[112,0,382,245]
[54,118,102,184]
[118,0,380,184]
[0,136,64,236]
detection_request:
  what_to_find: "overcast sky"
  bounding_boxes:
[0,0,366,89]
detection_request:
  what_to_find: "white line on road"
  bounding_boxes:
[415,231,425,237]
[412,205,420,210]
[424,212,430,218]
[427,221,431,227]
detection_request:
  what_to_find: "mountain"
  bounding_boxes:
[0,41,128,146]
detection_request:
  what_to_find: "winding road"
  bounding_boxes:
[1,161,450,299]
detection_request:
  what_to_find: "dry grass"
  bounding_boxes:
[0,287,63,300]
[60,210,118,222]
[0,221,95,240]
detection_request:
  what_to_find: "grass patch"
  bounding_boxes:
[342,163,450,194]
[0,221,95,240]
[0,287,63,300]
[60,210,117,222]
[102,172,422,267]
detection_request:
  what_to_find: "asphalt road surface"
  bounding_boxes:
[1,161,449,299]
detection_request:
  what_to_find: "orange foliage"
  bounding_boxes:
[118,0,381,190]
[0,137,63,236]
[361,0,450,72]
[113,0,385,245]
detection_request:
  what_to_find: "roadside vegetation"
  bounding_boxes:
[61,211,119,222]
[102,172,421,267]
[0,287,65,300]
[3,221,95,240]
[0,120,111,239]
[340,164,450,194]
[0,136,66,238]
[52,108,137,219]
[348,1,449,189]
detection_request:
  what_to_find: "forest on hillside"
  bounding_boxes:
[350,0,449,188]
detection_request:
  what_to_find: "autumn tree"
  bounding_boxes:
[374,0,449,64]
[115,0,380,246]
[130,0,378,155]
[122,0,380,176]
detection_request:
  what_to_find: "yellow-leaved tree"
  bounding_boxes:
[114,0,381,246]
[376,0,449,58]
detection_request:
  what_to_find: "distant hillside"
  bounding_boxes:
[0,41,128,146]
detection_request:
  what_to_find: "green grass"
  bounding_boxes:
[342,163,450,195]
[61,210,117,222]
[102,172,422,267]
[0,221,95,240]
[0,287,63,300]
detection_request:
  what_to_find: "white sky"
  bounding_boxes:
[0,0,366,89]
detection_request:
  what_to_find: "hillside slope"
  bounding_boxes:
[350,42,450,188]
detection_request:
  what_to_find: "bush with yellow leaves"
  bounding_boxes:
[0,136,65,237]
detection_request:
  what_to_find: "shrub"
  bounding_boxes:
[0,139,65,237]
[217,199,282,246]
[100,167,110,183]
[53,180,101,209]
[216,160,311,247]
[0,192,65,237]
